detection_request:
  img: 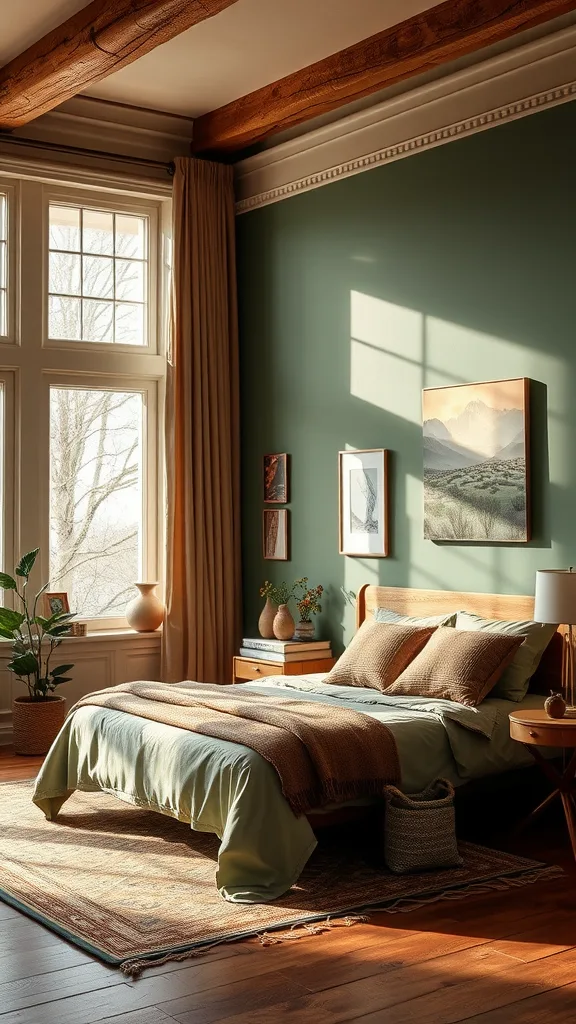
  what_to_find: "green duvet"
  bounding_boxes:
[32,675,544,903]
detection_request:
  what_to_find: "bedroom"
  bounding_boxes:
[1,0,576,1020]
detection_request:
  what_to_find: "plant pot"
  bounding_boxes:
[273,604,295,641]
[294,619,315,641]
[126,582,164,632]
[258,597,278,639]
[12,695,67,756]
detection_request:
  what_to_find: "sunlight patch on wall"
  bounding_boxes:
[350,291,423,424]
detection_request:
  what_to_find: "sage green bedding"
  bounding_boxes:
[32,675,545,904]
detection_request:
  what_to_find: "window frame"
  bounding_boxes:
[0,369,16,599]
[41,373,160,631]
[0,177,167,631]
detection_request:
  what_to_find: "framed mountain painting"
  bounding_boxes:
[423,378,530,542]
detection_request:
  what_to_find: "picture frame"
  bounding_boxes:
[42,592,70,617]
[263,508,289,561]
[423,377,531,543]
[263,453,289,504]
[338,449,389,557]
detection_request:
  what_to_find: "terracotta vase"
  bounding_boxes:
[258,597,278,639]
[12,695,67,756]
[273,604,295,641]
[294,619,315,641]
[126,582,164,632]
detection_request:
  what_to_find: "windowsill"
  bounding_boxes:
[0,629,161,647]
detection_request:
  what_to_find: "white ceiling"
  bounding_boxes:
[1,0,436,119]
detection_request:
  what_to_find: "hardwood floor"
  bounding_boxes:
[1,748,575,1023]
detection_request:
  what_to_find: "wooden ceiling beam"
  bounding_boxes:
[193,0,576,155]
[0,0,240,130]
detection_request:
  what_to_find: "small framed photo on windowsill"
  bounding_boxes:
[338,449,389,557]
[42,592,70,618]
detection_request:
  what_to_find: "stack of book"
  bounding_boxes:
[239,637,332,663]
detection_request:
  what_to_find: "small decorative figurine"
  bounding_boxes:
[544,691,566,719]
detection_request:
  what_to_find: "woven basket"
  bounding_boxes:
[12,696,67,756]
[383,778,463,875]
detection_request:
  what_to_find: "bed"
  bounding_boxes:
[32,585,562,903]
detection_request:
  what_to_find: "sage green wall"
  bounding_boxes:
[237,100,576,652]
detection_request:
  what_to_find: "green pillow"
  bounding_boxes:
[374,607,457,628]
[454,611,558,702]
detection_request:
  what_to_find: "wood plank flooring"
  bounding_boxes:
[1,748,575,1023]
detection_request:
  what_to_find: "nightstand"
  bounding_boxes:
[509,709,576,859]
[232,655,336,684]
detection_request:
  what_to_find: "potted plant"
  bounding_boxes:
[294,583,323,640]
[0,548,75,755]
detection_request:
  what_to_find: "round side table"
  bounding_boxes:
[509,709,576,859]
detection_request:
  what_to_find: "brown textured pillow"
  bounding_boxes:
[384,626,524,707]
[326,621,436,692]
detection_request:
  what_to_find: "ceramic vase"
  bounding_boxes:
[258,597,278,638]
[126,582,164,632]
[273,604,295,640]
[294,619,315,641]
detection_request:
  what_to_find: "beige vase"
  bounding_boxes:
[12,695,67,756]
[258,597,278,639]
[273,604,295,641]
[126,582,164,632]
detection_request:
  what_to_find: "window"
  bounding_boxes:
[49,387,144,618]
[0,179,167,628]
[0,193,7,337]
[48,204,148,345]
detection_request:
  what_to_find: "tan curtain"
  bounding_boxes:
[162,157,241,683]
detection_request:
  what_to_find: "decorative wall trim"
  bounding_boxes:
[0,631,161,746]
[235,22,576,213]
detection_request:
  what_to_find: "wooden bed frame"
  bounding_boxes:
[309,584,563,831]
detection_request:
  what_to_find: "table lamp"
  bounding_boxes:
[534,568,576,716]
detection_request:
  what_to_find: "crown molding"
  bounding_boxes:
[13,96,194,163]
[235,23,576,214]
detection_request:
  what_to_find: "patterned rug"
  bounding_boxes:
[0,782,561,975]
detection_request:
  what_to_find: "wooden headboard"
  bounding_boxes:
[356,584,564,694]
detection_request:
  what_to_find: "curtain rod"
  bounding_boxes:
[0,132,176,176]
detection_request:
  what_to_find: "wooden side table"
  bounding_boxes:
[509,709,576,859]
[232,655,336,684]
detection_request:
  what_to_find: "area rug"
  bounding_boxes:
[0,782,561,975]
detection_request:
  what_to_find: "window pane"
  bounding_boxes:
[49,295,81,340]
[50,387,143,618]
[83,209,114,255]
[49,252,81,296]
[115,302,145,345]
[82,299,113,342]
[48,204,149,346]
[0,195,7,336]
[115,259,144,302]
[0,384,3,590]
[83,254,114,298]
[116,215,146,259]
[49,206,81,251]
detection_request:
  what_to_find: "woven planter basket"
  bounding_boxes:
[12,696,67,756]
[383,778,463,875]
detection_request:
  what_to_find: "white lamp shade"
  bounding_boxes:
[534,569,576,625]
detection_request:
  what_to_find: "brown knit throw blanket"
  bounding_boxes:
[73,681,401,815]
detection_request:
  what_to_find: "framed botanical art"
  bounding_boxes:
[423,377,530,542]
[338,449,389,557]
[263,453,289,503]
[263,508,289,560]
